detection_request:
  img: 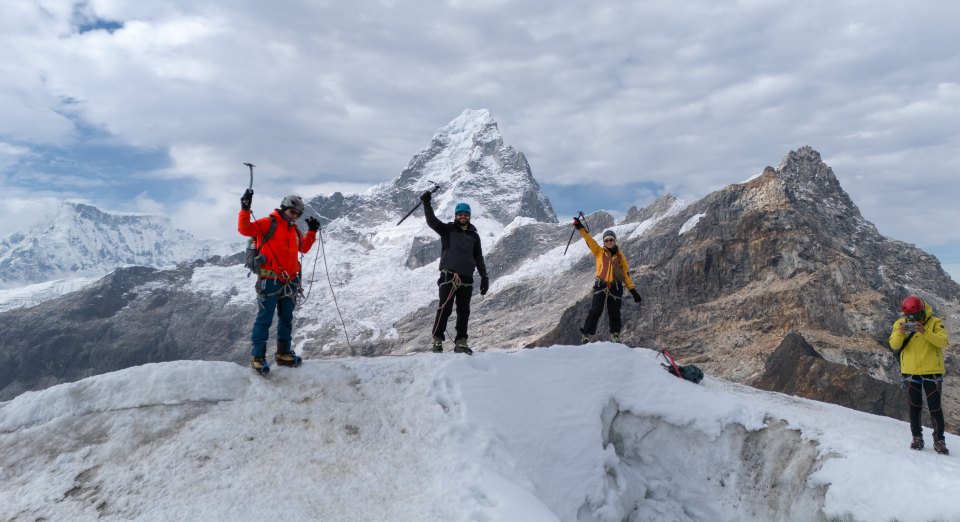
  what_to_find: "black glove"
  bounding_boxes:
[630,289,642,304]
[240,189,254,210]
[420,191,432,205]
[572,217,583,229]
[480,276,489,295]
[305,216,321,232]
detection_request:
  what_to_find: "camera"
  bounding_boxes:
[902,321,919,332]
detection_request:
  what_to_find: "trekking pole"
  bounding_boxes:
[563,211,590,255]
[397,181,441,225]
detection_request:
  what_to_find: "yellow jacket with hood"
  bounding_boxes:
[578,228,635,290]
[888,302,948,375]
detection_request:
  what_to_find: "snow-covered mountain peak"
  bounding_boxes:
[308,109,556,231]
[0,201,239,288]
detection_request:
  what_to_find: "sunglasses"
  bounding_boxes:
[906,311,926,322]
[603,238,616,243]
[287,208,303,217]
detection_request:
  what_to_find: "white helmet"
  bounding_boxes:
[280,195,304,213]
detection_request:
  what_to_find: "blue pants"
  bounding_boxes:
[251,277,299,357]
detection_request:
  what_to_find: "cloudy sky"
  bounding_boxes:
[2,1,959,279]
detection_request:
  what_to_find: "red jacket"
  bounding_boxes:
[238,209,316,280]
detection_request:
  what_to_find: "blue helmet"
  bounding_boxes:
[454,202,471,215]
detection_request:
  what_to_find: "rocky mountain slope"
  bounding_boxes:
[533,147,960,431]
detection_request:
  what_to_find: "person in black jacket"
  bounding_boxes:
[421,191,489,354]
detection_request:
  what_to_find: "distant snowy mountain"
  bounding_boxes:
[2,345,957,521]
[306,108,556,229]
[0,202,240,288]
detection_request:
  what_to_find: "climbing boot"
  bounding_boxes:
[275,351,302,367]
[934,439,949,455]
[580,334,590,345]
[431,336,444,353]
[453,339,473,355]
[251,356,270,375]
[611,332,621,343]
[910,436,924,450]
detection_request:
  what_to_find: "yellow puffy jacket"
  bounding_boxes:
[578,228,636,290]
[888,303,948,374]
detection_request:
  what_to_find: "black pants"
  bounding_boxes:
[904,374,945,440]
[581,280,623,336]
[433,272,473,341]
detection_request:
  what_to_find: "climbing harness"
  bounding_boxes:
[432,271,468,339]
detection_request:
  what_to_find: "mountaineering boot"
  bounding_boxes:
[453,338,473,355]
[251,356,270,375]
[431,336,444,353]
[580,334,590,345]
[933,439,949,455]
[611,332,621,343]
[910,436,924,450]
[275,351,302,367]
[275,340,302,367]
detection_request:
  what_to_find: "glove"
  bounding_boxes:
[572,217,583,229]
[420,191,432,205]
[480,276,489,295]
[630,289,642,304]
[240,189,254,210]
[305,216,321,232]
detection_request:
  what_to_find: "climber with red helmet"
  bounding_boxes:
[889,294,950,455]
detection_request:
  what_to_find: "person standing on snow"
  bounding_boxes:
[421,191,489,355]
[238,190,321,373]
[889,294,950,455]
[572,218,641,344]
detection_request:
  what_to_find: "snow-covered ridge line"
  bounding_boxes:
[1,345,956,521]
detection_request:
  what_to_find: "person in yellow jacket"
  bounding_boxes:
[889,294,950,454]
[572,218,641,344]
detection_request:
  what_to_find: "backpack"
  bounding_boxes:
[244,216,277,276]
[660,349,704,384]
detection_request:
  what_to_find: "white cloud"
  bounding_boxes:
[1,1,959,254]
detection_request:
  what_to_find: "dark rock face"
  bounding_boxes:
[753,332,908,422]
[0,257,253,401]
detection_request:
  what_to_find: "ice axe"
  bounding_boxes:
[397,181,441,225]
[243,162,255,191]
[563,211,590,255]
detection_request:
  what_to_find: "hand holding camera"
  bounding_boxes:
[901,321,925,334]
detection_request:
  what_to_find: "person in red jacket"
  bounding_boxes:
[238,190,319,373]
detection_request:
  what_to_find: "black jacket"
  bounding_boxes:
[424,203,487,280]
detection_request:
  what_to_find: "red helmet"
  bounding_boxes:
[901,295,925,315]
